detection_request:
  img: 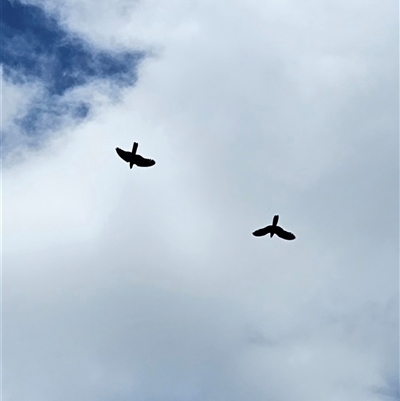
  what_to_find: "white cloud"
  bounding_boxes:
[4,0,398,400]
[1,68,44,150]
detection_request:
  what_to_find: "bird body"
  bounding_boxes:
[253,215,295,240]
[116,142,155,169]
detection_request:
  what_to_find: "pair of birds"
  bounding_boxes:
[116,142,296,241]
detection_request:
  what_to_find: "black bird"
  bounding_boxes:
[116,142,156,169]
[253,215,295,240]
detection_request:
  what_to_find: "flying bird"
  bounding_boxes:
[116,142,156,169]
[253,215,296,240]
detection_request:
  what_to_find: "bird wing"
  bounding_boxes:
[116,148,131,163]
[134,155,156,167]
[274,226,296,240]
[252,226,272,237]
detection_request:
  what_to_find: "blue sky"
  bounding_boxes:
[2,0,144,143]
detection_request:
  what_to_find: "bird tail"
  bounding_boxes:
[130,142,138,168]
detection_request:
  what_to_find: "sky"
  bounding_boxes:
[2,0,399,400]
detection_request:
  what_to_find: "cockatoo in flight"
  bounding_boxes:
[116,142,155,169]
[253,215,295,240]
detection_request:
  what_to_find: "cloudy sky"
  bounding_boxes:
[2,0,398,400]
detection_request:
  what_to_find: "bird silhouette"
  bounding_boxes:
[116,142,156,169]
[253,215,295,240]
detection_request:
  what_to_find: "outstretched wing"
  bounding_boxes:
[274,226,296,240]
[135,155,156,167]
[252,225,272,237]
[116,148,131,163]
